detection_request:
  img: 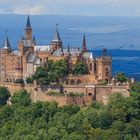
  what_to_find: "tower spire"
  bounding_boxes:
[50,24,63,51]
[82,33,87,52]
[52,24,61,42]
[67,44,70,55]
[3,31,12,51]
[25,14,32,40]
[25,14,31,29]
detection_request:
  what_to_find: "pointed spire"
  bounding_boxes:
[52,24,61,42]
[67,44,70,55]
[82,33,87,52]
[25,14,32,29]
[60,45,64,53]
[3,31,12,51]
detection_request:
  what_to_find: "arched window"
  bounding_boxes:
[76,79,81,85]
[70,80,75,85]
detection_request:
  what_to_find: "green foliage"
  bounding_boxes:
[0,89,140,139]
[68,92,84,97]
[14,79,24,84]
[131,82,140,93]
[26,76,34,84]
[72,62,88,75]
[0,87,10,106]
[98,80,108,85]
[115,72,128,84]
[34,59,68,85]
[11,90,31,106]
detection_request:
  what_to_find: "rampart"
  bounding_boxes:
[0,82,130,106]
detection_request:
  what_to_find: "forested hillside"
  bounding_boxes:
[0,83,140,140]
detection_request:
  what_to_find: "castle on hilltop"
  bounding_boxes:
[0,15,112,85]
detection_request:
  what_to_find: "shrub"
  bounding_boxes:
[0,87,10,106]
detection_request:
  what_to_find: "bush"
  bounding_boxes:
[68,92,84,97]
[11,90,31,106]
[26,77,34,84]
[0,87,10,106]
[15,79,24,84]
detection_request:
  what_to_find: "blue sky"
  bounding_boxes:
[0,0,140,16]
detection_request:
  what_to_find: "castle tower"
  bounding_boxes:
[0,32,12,81]
[25,14,32,40]
[50,25,62,52]
[96,48,112,83]
[82,34,87,52]
[2,32,12,52]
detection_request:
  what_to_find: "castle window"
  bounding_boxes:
[106,71,109,77]
[88,93,92,96]
[76,79,81,85]
[106,68,108,71]
[70,80,75,85]
[90,63,92,71]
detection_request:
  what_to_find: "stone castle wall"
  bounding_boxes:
[0,82,130,106]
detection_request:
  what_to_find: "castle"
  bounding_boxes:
[0,15,112,85]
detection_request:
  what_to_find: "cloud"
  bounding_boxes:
[0,0,140,15]
[13,5,46,15]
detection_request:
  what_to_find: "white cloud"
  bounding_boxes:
[0,0,140,15]
[13,5,46,15]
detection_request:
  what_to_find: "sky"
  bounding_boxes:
[0,0,140,16]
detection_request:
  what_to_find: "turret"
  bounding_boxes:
[82,34,87,52]
[2,32,12,52]
[25,14,32,40]
[96,48,112,83]
[67,44,71,56]
[50,24,62,52]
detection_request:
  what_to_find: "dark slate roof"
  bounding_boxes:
[52,27,61,42]
[21,38,34,47]
[52,48,82,57]
[27,54,41,65]
[82,34,87,52]
[3,33,12,51]
[25,15,31,29]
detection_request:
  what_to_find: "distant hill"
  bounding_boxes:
[0,14,140,50]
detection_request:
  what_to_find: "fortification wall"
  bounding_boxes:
[0,82,130,106]
[63,85,86,94]
[95,86,130,104]
[0,82,34,95]
[33,93,93,106]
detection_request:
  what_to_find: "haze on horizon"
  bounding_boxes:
[0,0,140,16]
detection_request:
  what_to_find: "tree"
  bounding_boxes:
[11,90,31,106]
[72,62,88,75]
[0,87,10,106]
[33,59,68,85]
[131,82,140,93]
[107,93,128,122]
[49,59,68,83]
[115,72,128,84]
